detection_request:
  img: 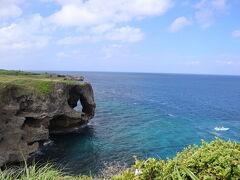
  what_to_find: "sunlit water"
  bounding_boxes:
[36,72,240,175]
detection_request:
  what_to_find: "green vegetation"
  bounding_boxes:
[0,163,96,180]
[131,138,240,180]
[36,81,54,95]
[1,138,239,180]
[0,69,33,76]
[0,70,84,96]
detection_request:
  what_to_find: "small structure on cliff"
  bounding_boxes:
[0,70,96,167]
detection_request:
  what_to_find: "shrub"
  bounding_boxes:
[130,138,240,180]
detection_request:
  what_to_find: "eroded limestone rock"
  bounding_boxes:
[0,82,95,167]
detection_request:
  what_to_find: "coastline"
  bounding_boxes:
[1,70,240,179]
[0,70,96,167]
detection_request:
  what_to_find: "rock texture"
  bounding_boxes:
[47,73,84,81]
[0,82,95,167]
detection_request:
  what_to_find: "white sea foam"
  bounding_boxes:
[167,114,175,117]
[214,127,229,131]
[43,140,54,146]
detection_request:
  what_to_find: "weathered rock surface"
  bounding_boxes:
[47,73,84,81]
[0,82,95,167]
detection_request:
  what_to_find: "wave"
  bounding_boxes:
[167,114,176,117]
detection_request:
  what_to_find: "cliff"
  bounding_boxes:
[0,70,96,167]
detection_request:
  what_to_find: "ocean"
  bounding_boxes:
[37,72,240,175]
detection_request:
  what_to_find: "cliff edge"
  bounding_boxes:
[0,70,96,167]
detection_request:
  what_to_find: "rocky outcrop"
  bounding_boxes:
[0,82,95,167]
[47,73,84,81]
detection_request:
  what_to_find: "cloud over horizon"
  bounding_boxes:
[168,16,192,33]
[194,0,229,28]
[0,0,239,75]
[47,0,174,27]
[0,14,49,50]
[0,0,174,51]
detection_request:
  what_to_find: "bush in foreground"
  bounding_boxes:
[120,138,240,180]
[1,138,239,180]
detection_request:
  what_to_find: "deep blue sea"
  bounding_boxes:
[37,72,240,175]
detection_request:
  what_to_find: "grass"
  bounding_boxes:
[0,163,96,180]
[0,69,33,76]
[0,70,86,96]
[1,138,239,180]
[36,81,54,95]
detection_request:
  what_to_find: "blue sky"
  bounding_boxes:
[0,0,240,75]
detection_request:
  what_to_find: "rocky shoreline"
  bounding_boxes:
[0,71,96,167]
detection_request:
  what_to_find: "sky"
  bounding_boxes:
[0,0,240,75]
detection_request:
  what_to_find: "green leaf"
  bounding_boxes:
[182,167,200,180]
[176,167,184,180]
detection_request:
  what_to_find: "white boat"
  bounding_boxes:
[214,127,229,131]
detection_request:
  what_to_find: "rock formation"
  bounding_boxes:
[47,73,84,81]
[0,81,95,167]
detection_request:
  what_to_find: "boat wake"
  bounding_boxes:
[167,113,176,117]
[214,127,229,131]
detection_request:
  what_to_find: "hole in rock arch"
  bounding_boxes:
[73,100,82,112]
[48,86,92,132]
[67,86,83,113]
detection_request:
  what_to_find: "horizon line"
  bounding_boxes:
[18,69,240,77]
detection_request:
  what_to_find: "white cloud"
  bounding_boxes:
[0,14,49,50]
[195,0,229,28]
[56,49,82,58]
[187,61,200,65]
[0,0,174,50]
[47,0,174,27]
[181,1,190,7]
[56,52,67,58]
[216,60,240,65]
[102,44,124,59]
[90,24,115,34]
[105,26,144,42]
[179,60,201,66]
[232,30,240,38]
[56,35,99,45]
[169,16,192,33]
[195,9,214,28]
[211,0,228,10]
[57,26,144,45]
[0,0,22,19]
[195,0,228,10]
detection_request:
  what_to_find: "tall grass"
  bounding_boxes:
[0,164,61,180]
[0,163,96,180]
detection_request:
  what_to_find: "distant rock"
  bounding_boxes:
[63,75,84,81]
[44,73,84,81]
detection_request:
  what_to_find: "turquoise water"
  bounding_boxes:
[38,72,240,175]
